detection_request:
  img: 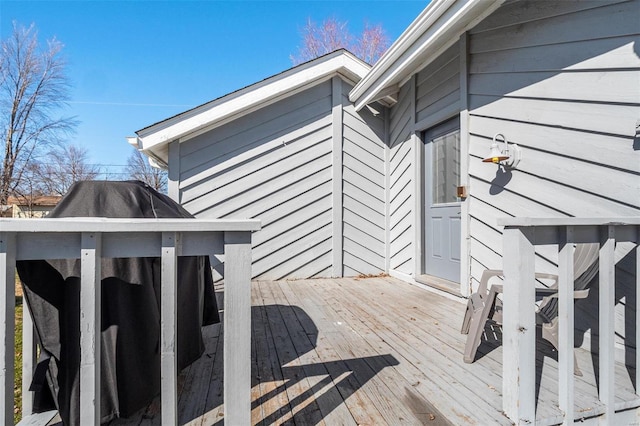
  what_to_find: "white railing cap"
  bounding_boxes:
[498,217,640,227]
[0,218,262,233]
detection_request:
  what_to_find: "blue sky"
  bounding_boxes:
[1,1,426,178]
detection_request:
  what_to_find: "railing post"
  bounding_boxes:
[558,226,575,423]
[599,225,616,422]
[0,232,16,426]
[223,231,252,426]
[636,225,640,401]
[161,232,180,426]
[502,226,536,424]
[80,232,102,425]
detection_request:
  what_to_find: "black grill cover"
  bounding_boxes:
[17,181,220,425]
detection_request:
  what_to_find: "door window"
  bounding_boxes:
[431,129,460,205]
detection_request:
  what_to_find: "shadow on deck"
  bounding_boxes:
[104,277,636,426]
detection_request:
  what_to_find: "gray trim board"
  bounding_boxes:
[332,76,344,277]
[168,141,180,202]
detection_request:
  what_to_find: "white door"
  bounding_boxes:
[424,118,461,283]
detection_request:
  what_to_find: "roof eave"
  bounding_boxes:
[349,0,504,111]
[135,50,370,163]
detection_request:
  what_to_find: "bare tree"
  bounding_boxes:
[10,160,45,214]
[352,22,390,66]
[126,148,167,193]
[0,21,76,205]
[291,17,352,64]
[290,17,390,65]
[36,144,100,196]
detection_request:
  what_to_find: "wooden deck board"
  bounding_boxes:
[278,279,388,426]
[324,277,506,424]
[251,282,293,426]
[269,282,357,426]
[257,280,325,426]
[101,277,637,425]
[178,323,220,424]
[306,279,460,425]
[298,279,429,425]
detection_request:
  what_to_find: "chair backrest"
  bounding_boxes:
[573,243,600,290]
[538,243,599,322]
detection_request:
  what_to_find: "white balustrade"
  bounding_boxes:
[0,218,260,426]
[498,217,640,425]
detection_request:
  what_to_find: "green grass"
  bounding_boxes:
[15,301,23,425]
[15,275,24,425]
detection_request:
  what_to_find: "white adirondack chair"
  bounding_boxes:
[461,243,600,374]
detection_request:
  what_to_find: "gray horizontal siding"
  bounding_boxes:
[342,86,386,276]
[467,0,640,291]
[186,139,332,217]
[470,34,640,74]
[389,83,413,150]
[176,76,392,280]
[415,42,460,127]
[179,81,334,280]
[180,82,331,162]
[469,0,635,53]
[388,82,414,274]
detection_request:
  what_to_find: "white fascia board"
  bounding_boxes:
[143,148,169,170]
[349,0,503,111]
[126,136,140,149]
[125,136,168,169]
[147,155,168,171]
[349,0,457,107]
[136,51,369,153]
[168,73,335,146]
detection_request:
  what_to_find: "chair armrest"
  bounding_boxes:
[535,288,560,296]
[478,270,558,295]
[573,289,590,299]
[478,270,504,295]
[542,289,590,299]
[534,273,558,285]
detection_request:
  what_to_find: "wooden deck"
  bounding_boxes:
[100,276,636,425]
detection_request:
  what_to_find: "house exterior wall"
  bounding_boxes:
[466,0,640,286]
[465,0,640,350]
[1,197,61,218]
[341,80,387,277]
[12,206,53,218]
[384,0,639,299]
[166,0,639,288]
[387,41,462,280]
[388,79,416,276]
[415,42,461,130]
[174,77,385,280]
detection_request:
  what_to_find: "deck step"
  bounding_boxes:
[16,410,59,426]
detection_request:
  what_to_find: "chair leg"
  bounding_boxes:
[461,295,479,334]
[542,321,583,376]
[573,352,583,377]
[463,288,499,363]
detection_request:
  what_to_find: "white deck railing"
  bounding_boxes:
[0,217,261,426]
[498,217,640,424]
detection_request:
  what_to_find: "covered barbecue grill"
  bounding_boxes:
[17,180,220,425]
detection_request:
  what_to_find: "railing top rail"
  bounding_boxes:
[497,217,640,227]
[0,217,262,233]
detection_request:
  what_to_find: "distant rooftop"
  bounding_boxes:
[6,195,62,206]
